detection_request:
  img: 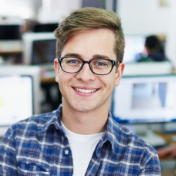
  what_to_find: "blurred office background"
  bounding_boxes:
[0,0,176,175]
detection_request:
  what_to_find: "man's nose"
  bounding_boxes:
[76,63,95,81]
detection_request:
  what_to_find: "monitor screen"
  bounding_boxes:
[123,35,146,63]
[0,25,21,40]
[0,75,33,126]
[112,75,176,123]
[32,23,58,32]
[31,39,56,65]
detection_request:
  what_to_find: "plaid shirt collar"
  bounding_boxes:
[37,104,123,155]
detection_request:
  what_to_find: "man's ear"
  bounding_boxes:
[115,62,125,86]
[54,58,60,83]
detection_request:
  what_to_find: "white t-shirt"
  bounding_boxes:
[61,121,104,176]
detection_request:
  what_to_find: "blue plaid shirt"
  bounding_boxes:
[0,105,161,176]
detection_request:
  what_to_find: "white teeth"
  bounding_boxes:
[75,88,96,93]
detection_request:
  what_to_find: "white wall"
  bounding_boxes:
[0,0,39,20]
[38,0,81,23]
[0,0,81,21]
[165,0,176,67]
[118,0,171,35]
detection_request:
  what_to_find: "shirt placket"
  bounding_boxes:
[84,142,104,176]
[54,130,74,176]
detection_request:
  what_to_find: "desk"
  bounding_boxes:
[156,132,176,160]
[153,132,176,175]
[0,41,23,64]
[41,76,55,83]
[162,169,175,176]
[157,132,176,145]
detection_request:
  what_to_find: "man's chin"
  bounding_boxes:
[63,98,101,113]
[71,103,97,113]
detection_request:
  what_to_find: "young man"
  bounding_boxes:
[0,7,161,175]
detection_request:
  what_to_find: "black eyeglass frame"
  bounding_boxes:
[58,57,119,75]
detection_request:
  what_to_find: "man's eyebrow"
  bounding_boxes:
[63,53,81,58]
[63,53,111,60]
[93,54,111,60]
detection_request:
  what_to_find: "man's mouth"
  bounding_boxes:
[74,88,97,93]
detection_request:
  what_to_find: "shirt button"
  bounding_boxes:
[65,150,69,155]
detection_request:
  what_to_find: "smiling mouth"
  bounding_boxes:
[74,88,97,93]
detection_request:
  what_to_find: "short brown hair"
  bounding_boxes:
[54,7,125,63]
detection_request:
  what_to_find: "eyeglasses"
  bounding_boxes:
[58,57,118,75]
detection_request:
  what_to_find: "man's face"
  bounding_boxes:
[54,28,124,113]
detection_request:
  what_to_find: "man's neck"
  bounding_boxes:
[61,102,109,134]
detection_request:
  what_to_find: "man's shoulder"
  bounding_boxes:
[18,111,54,124]
[111,120,157,156]
[9,110,59,135]
[109,121,161,175]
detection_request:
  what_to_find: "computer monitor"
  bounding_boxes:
[31,39,56,65]
[32,23,58,32]
[112,75,176,124]
[22,32,56,65]
[0,24,21,40]
[0,75,33,126]
[123,35,146,63]
[0,66,41,117]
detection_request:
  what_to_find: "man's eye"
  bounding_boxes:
[95,61,108,67]
[64,59,81,66]
[97,62,106,66]
[68,60,78,64]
